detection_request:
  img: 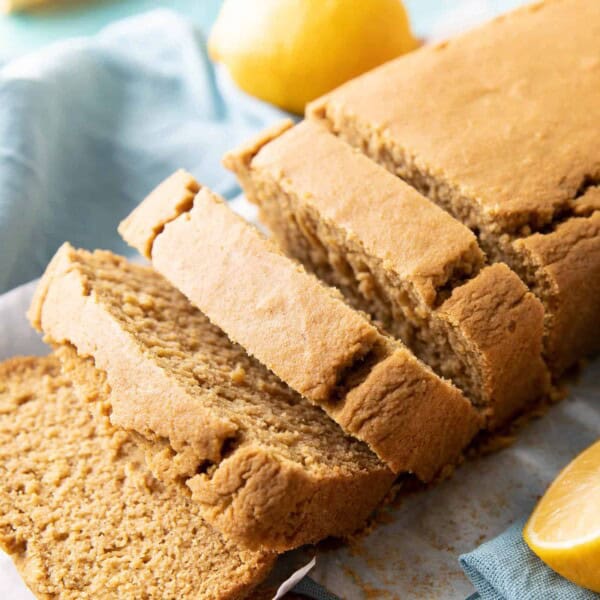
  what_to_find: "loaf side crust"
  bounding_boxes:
[512,212,600,374]
[118,169,200,259]
[438,263,549,425]
[326,346,482,479]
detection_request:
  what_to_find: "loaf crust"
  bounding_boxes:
[0,355,274,599]
[512,212,600,374]
[28,245,394,551]
[308,0,600,373]
[224,120,550,426]
[120,175,482,479]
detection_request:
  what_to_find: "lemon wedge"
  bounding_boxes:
[208,0,418,115]
[524,439,600,592]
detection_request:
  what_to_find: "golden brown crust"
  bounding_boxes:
[438,263,549,425]
[308,0,600,374]
[222,119,295,176]
[327,346,481,479]
[120,177,481,479]
[513,213,600,374]
[308,0,600,230]
[0,355,274,599]
[118,169,201,259]
[29,245,394,551]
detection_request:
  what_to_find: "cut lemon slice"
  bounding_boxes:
[524,439,600,592]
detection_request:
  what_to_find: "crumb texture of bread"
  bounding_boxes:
[0,355,274,599]
[28,245,395,550]
[225,121,549,427]
[120,182,482,479]
[307,0,600,374]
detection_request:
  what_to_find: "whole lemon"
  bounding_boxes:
[208,0,417,114]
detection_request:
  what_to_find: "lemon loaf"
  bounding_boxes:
[224,120,550,427]
[307,0,600,375]
[0,355,274,599]
[28,245,395,551]
[120,174,482,479]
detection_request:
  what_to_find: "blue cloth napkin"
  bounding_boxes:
[461,519,600,600]
[0,8,288,293]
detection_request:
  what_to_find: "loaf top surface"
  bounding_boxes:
[227,120,483,307]
[0,355,274,600]
[309,0,600,231]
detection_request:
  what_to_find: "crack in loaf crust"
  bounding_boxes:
[28,244,395,551]
[307,0,600,374]
[119,173,482,479]
[0,356,275,599]
[223,120,549,428]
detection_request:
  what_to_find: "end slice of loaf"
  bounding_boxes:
[28,245,395,551]
[120,174,482,479]
[307,0,600,374]
[0,355,274,599]
[223,120,550,427]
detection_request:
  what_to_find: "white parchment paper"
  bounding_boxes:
[1,200,598,599]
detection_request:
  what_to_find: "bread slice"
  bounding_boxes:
[0,355,274,599]
[28,244,394,551]
[119,174,482,479]
[223,120,550,427]
[307,0,600,375]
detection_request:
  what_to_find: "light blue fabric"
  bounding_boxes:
[0,0,223,62]
[0,8,288,293]
[460,520,600,600]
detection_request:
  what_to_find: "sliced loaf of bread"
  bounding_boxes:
[120,174,482,479]
[223,120,550,427]
[307,0,600,375]
[28,245,394,551]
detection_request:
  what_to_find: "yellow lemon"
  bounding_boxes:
[208,0,417,114]
[524,439,600,592]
